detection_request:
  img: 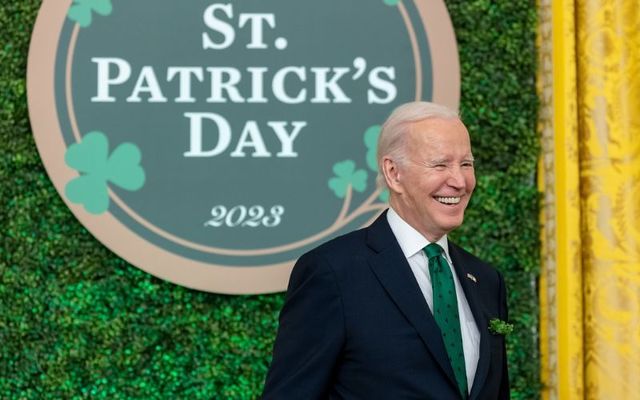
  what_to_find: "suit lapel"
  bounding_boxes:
[448,243,491,400]
[365,213,460,393]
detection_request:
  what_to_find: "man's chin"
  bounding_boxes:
[436,217,464,234]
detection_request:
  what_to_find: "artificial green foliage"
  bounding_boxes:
[1,1,539,399]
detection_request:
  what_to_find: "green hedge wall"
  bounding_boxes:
[1,1,540,398]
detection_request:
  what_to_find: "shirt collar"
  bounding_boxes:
[386,207,450,260]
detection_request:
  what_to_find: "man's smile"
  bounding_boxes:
[434,196,461,205]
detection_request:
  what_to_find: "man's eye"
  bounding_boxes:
[462,162,474,168]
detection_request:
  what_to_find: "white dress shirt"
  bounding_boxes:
[386,207,480,393]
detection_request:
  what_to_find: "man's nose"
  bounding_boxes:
[447,166,465,188]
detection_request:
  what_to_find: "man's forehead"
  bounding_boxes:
[405,119,473,156]
[408,116,465,132]
[407,118,470,144]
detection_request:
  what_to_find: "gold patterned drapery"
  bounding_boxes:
[538,0,640,399]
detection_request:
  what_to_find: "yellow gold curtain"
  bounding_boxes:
[538,0,640,399]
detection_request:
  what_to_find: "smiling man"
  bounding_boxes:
[262,102,510,400]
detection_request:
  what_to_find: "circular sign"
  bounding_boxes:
[28,0,459,293]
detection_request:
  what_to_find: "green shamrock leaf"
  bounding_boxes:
[362,125,390,202]
[364,125,381,172]
[107,143,145,190]
[64,131,145,215]
[65,131,109,176]
[488,318,514,336]
[328,160,368,199]
[68,0,113,28]
[65,174,109,214]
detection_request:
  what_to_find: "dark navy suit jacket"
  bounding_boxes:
[263,211,509,399]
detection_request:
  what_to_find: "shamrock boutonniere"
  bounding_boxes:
[488,318,513,336]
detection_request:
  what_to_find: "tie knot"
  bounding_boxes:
[424,243,444,259]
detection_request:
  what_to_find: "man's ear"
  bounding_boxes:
[382,156,403,194]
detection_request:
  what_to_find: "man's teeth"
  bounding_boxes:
[435,196,461,204]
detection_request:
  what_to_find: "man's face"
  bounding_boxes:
[385,117,476,242]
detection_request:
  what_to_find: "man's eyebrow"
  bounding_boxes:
[425,157,475,164]
[416,155,475,166]
[423,158,450,165]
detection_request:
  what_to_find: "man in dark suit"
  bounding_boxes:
[262,102,509,399]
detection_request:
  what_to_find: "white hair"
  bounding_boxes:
[376,101,460,189]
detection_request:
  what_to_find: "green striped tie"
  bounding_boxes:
[425,243,468,398]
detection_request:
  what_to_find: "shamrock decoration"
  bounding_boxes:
[68,0,113,28]
[378,187,390,202]
[65,131,145,215]
[328,160,368,199]
[364,125,381,172]
[363,124,389,202]
[488,318,514,336]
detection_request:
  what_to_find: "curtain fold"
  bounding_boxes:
[539,0,640,398]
